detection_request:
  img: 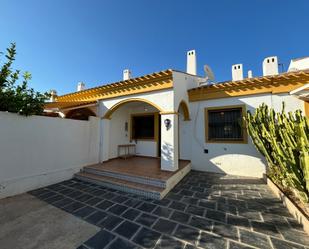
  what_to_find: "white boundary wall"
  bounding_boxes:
[0,112,100,199]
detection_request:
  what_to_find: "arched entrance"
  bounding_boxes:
[178,100,191,160]
[102,98,162,160]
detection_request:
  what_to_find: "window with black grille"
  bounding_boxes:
[206,106,246,142]
[131,114,155,140]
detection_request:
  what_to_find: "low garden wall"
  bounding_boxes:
[0,112,100,199]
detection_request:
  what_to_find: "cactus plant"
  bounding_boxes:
[245,102,309,203]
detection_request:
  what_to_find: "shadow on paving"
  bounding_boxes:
[29,170,309,249]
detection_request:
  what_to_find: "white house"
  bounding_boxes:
[44,51,309,198]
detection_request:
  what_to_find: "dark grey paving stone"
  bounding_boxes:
[198,200,216,209]
[98,214,124,230]
[53,197,72,208]
[286,218,305,232]
[73,206,96,218]
[213,222,238,240]
[133,227,161,248]
[173,224,200,244]
[137,202,157,213]
[153,199,172,207]
[44,194,63,204]
[124,198,143,208]
[136,213,158,227]
[84,230,115,249]
[153,206,172,218]
[188,216,212,231]
[170,210,190,223]
[166,193,183,201]
[180,189,194,197]
[114,220,140,239]
[229,241,255,249]
[239,229,272,249]
[181,197,199,205]
[251,220,281,238]
[66,190,83,198]
[107,238,141,249]
[198,232,227,249]
[40,191,58,200]
[75,193,93,202]
[102,192,117,199]
[238,207,262,220]
[154,235,184,249]
[186,205,205,217]
[112,195,129,203]
[169,201,187,211]
[270,237,306,249]
[62,201,85,213]
[191,186,204,192]
[96,200,114,210]
[107,204,127,215]
[86,197,103,206]
[122,208,141,221]
[86,210,108,225]
[279,229,309,246]
[46,183,64,191]
[227,214,250,228]
[153,218,177,234]
[58,188,73,195]
[91,189,107,197]
[205,209,226,223]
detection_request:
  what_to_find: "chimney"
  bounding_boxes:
[187,50,197,75]
[262,56,278,76]
[123,69,132,80]
[50,90,57,102]
[232,64,243,81]
[77,82,85,92]
[248,70,253,78]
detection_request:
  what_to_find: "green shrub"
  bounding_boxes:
[0,43,49,116]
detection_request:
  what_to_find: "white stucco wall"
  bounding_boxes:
[107,104,159,159]
[188,93,305,177]
[0,112,100,199]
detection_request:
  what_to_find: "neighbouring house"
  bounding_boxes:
[43,51,309,198]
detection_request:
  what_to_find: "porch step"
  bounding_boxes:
[74,172,165,200]
[83,166,166,188]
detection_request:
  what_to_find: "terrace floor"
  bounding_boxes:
[1,171,309,249]
[85,157,190,181]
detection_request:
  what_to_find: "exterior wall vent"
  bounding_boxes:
[186,50,197,75]
[77,82,85,92]
[232,64,243,81]
[262,56,278,76]
[123,69,132,80]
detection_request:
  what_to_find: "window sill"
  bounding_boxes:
[206,139,247,144]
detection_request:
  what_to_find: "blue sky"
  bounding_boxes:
[1,0,308,95]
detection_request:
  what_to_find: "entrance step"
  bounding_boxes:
[83,166,166,188]
[74,172,165,200]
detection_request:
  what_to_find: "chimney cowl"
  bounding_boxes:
[77,82,85,92]
[232,64,243,81]
[262,56,279,76]
[123,69,132,81]
[187,50,197,75]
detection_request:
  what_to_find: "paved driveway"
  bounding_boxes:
[27,171,309,249]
